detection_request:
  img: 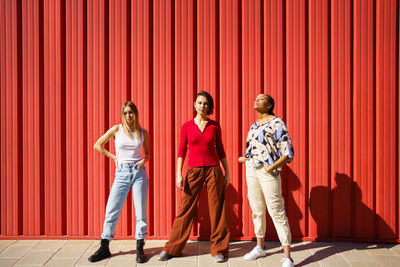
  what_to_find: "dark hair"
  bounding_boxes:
[194,91,214,115]
[266,95,275,115]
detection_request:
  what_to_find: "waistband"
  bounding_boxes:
[117,159,142,168]
[188,164,220,170]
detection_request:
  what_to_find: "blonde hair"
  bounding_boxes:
[121,101,141,140]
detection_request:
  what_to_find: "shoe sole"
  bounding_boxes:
[158,256,172,261]
[244,254,267,261]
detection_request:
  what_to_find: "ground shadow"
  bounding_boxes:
[293,172,397,266]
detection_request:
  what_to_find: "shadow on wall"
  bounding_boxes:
[291,172,397,266]
[310,172,395,240]
[283,166,303,238]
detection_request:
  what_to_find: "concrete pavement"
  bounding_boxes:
[0,239,399,266]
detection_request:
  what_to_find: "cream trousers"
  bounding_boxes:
[245,160,291,246]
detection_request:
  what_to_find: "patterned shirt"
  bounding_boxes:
[245,117,294,173]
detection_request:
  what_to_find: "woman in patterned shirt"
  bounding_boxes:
[238,94,294,267]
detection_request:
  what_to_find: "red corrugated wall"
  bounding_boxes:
[0,0,399,242]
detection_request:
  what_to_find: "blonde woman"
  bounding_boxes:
[89,101,150,263]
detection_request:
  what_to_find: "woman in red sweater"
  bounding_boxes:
[158,91,231,263]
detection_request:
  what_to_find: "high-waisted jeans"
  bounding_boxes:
[101,162,149,240]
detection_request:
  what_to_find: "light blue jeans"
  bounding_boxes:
[101,162,149,240]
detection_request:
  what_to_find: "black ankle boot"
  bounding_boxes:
[136,239,146,263]
[88,239,111,262]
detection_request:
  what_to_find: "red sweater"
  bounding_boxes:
[178,119,226,167]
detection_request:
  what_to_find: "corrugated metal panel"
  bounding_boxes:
[330,0,352,238]
[308,0,330,238]
[153,0,175,237]
[22,0,43,236]
[66,0,87,236]
[86,0,108,237]
[375,0,397,240]
[1,0,22,235]
[43,0,66,235]
[353,0,375,239]
[0,0,399,242]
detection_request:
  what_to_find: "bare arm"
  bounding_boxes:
[176,157,184,190]
[93,125,119,165]
[263,155,291,173]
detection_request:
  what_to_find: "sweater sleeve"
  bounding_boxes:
[215,123,226,160]
[177,123,188,158]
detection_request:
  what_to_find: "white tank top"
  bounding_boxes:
[115,124,144,162]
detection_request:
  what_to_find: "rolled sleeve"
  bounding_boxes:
[276,124,294,163]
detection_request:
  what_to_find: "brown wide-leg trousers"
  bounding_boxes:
[163,165,230,257]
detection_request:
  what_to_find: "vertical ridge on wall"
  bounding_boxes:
[66,0,87,236]
[241,0,262,238]
[330,0,352,237]
[264,0,285,119]
[153,0,175,236]
[131,0,153,236]
[375,0,398,239]
[197,0,218,120]
[0,0,23,235]
[44,0,66,235]
[22,0,44,235]
[285,0,308,238]
[0,0,3,234]
[219,0,241,237]
[174,0,196,236]
[308,0,330,238]
[353,0,376,239]
[109,0,131,236]
[87,0,108,236]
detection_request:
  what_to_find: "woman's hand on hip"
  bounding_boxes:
[134,159,145,169]
[238,156,249,164]
[176,174,183,191]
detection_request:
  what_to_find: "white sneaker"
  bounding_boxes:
[243,246,266,260]
[281,257,294,267]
